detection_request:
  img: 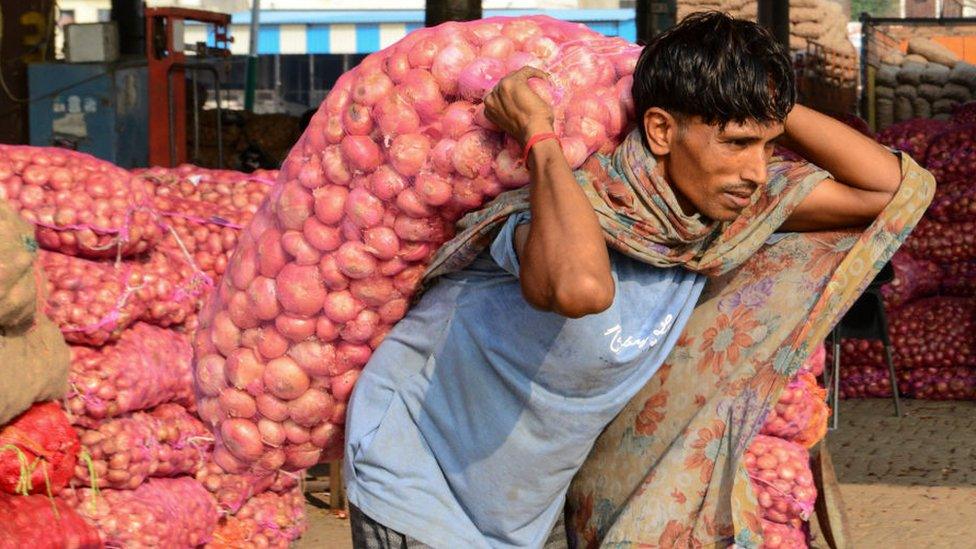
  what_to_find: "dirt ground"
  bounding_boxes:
[298,399,976,548]
[829,399,976,548]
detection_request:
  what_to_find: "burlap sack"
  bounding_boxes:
[908,37,959,68]
[941,82,972,103]
[921,63,951,85]
[876,85,895,99]
[895,95,915,121]
[933,99,958,115]
[919,83,942,101]
[905,54,929,65]
[877,64,899,87]
[881,50,905,66]
[793,21,824,40]
[877,97,895,128]
[0,310,70,425]
[949,62,976,91]
[0,201,37,329]
[898,63,925,85]
[790,6,820,22]
[896,84,919,99]
[789,34,808,51]
[791,0,819,7]
[913,97,932,119]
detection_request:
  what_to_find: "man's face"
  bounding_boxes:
[664,117,784,222]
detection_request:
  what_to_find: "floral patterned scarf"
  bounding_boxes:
[424,129,830,282]
[422,131,935,548]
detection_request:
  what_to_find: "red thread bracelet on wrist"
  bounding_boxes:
[521,132,560,165]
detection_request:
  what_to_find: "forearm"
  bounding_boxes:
[780,105,902,194]
[521,139,614,316]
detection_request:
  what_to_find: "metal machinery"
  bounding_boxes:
[145,7,232,167]
[26,6,231,168]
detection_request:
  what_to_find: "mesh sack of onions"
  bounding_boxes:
[153,194,252,281]
[826,338,886,369]
[838,364,895,399]
[927,178,976,223]
[0,402,80,496]
[194,459,300,515]
[924,124,976,183]
[73,403,211,490]
[952,102,976,125]
[900,366,976,400]
[40,251,147,346]
[134,247,211,328]
[0,493,101,548]
[881,251,941,309]
[760,372,828,449]
[940,260,976,297]
[889,297,976,369]
[744,435,816,528]
[61,476,218,548]
[761,519,808,549]
[798,344,825,377]
[876,118,950,161]
[66,323,194,424]
[192,15,642,473]
[41,247,204,345]
[206,485,307,549]
[136,165,276,217]
[0,145,162,258]
[903,217,976,263]
[840,363,976,400]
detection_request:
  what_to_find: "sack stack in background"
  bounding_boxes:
[0,144,305,546]
[677,0,858,91]
[875,38,976,128]
[835,109,976,400]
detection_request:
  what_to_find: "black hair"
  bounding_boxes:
[632,11,796,143]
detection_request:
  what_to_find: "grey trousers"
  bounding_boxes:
[349,504,569,549]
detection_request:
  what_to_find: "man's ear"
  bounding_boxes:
[642,107,678,156]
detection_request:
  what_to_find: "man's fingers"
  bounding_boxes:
[502,66,550,87]
[514,66,550,81]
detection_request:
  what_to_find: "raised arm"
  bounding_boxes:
[779,105,903,232]
[484,67,614,318]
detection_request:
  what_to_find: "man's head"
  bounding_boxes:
[632,11,796,221]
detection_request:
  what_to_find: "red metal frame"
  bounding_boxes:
[145,6,231,167]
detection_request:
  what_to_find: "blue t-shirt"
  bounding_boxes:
[344,212,706,548]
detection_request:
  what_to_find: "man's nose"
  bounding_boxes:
[742,147,768,187]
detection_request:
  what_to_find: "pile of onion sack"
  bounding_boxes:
[191,15,642,475]
[836,110,976,400]
[0,143,308,545]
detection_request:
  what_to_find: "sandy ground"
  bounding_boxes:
[829,399,976,548]
[298,399,976,548]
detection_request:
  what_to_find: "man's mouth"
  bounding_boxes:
[723,190,753,209]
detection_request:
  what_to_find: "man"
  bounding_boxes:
[344,12,905,548]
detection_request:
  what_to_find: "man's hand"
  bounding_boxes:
[484,67,555,147]
[779,105,903,232]
[483,67,614,318]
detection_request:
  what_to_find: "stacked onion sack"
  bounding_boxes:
[874,38,976,129]
[676,0,856,88]
[192,15,642,476]
[745,346,829,548]
[0,145,305,546]
[835,109,976,401]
